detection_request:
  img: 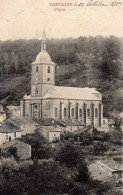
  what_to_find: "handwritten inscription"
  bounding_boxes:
[49,0,122,11]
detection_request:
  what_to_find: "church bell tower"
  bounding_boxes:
[31,31,56,97]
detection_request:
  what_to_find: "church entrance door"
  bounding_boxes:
[33,104,39,118]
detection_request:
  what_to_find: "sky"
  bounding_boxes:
[0,0,123,40]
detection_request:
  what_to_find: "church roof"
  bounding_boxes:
[24,86,101,101]
[32,31,55,65]
[32,51,55,65]
[46,86,101,101]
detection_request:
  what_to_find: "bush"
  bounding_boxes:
[76,161,90,182]
[20,133,53,159]
[102,133,110,141]
[54,141,83,169]
[93,142,109,155]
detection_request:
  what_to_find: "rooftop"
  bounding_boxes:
[0,140,19,149]
[35,118,64,127]
[73,125,92,134]
[24,86,101,101]
[36,118,85,127]
[50,86,100,100]
[98,159,123,171]
[32,31,55,65]
[59,119,85,126]
[0,103,8,113]
[36,126,61,133]
[0,119,21,133]
[7,105,20,110]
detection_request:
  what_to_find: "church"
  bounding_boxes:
[20,31,103,127]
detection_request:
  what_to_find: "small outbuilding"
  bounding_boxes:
[88,160,122,184]
[7,105,21,117]
[36,126,61,142]
[59,119,85,132]
[0,119,22,145]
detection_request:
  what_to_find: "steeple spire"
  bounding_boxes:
[41,30,46,51]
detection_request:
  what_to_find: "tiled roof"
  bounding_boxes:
[73,125,92,134]
[98,160,123,171]
[36,118,84,127]
[37,118,65,126]
[37,126,61,133]
[11,117,39,126]
[46,86,100,101]
[0,140,19,149]
[59,119,84,126]
[24,87,101,101]
[0,119,21,133]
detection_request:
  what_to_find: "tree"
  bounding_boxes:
[32,160,74,194]
[76,161,90,182]
[19,133,53,159]
[55,141,83,169]
[4,53,10,75]
[0,160,74,194]
[93,142,109,155]
[11,51,19,74]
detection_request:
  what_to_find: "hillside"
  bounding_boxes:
[0,74,30,106]
[0,63,122,117]
[0,36,123,117]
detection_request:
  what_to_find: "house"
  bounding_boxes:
[20,31,103,128]
[88,160,122,183]
[73,125,93,136]
[0,119,22,145]
[36,126,61,142]
[0,103,8,123]
[11,116,39,135]
[7,105,21,117]
[58,119,85,132]
[37,118,85,132]
[0,140,31,160]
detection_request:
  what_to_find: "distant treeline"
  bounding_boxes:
[0,36,122,78]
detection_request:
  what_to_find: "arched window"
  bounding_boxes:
[72,108,74,117]
[87,109,90,117]
[79,109,82,118]
[35,87,38,96]
[95,108,98,118]
[47,78,50,81]
[48,66,50,73]
[64,108,67,117]
[36,66,38,72]
[55,107,58,117]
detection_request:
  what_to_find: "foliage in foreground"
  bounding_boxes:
[0,137,111,195]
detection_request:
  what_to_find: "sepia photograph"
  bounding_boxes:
[0,0,123,194]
